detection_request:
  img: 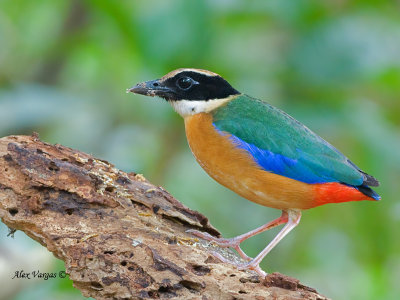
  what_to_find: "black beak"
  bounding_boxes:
[127,79,173,98]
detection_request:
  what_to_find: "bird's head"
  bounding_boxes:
[128,68,240,117]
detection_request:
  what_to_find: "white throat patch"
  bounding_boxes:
[170,95,238,118]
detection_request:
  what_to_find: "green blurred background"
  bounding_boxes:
[0,0,399,299]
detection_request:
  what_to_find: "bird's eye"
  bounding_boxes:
[176,77,193,90]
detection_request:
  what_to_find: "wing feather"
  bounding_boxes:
[212,95,373,187]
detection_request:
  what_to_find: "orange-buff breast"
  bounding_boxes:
[184,113,372,210]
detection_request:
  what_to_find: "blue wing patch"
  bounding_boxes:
[227,132,329,184]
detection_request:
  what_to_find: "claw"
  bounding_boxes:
[186,229,252,261]
[210,251,267,278]
[238,262,267,278]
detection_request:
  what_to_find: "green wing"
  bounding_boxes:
[211,95,367,186]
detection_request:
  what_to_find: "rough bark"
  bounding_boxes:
[0,135,328,300]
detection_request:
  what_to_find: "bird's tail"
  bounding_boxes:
[355,184,381,201]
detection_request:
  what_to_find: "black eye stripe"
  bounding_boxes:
[161,71,240,101]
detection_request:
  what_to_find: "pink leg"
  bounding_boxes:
[239,209,301,274]
[187,211,288,261]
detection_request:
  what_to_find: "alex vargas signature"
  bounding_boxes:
[12,270,66,280]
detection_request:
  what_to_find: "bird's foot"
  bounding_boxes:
[187,229,252,261]
[237,260,267,277]
[210,251,267,277]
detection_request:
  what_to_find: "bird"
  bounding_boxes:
[128,68,380,276]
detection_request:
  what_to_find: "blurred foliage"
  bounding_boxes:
[0,0,399,299]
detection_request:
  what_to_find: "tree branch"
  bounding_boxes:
[0,135,328,299]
